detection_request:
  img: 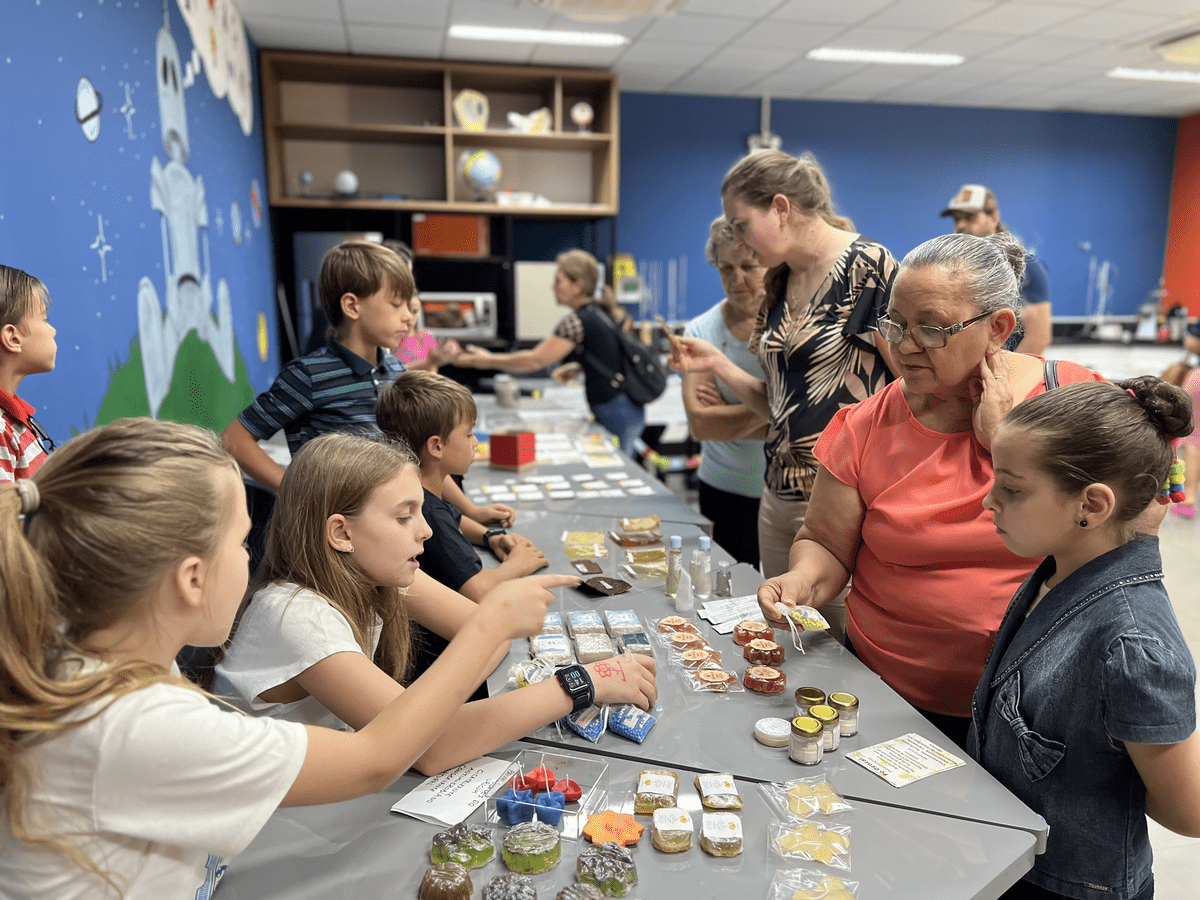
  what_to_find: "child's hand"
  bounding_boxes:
[490,533,533,561]
[504,540,549,575]
[472,503,516,528]
[477,574,578,640]
[587,653,657,710]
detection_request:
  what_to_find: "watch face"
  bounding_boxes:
[560,668,587,692]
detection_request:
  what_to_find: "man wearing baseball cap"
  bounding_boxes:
[940,184,1051,355]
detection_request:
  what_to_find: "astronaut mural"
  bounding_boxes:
[137,11,235,416]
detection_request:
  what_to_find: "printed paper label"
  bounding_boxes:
[702,813,742,839]
[639,773,676,797]
[698,773,737,797]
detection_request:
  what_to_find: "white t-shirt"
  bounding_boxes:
[683,301,767,498]
[0,663,307,900]
[212,582,382,732]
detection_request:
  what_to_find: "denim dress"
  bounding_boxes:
[968,536,1196,900]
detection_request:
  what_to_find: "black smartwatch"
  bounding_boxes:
[555,664,595,714]
[482,527,507,557]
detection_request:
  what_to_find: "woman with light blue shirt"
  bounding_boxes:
[682,217,769,567]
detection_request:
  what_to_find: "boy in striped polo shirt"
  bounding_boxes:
[0,266,57,483]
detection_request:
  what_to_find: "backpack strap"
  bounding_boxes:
[1042,359,1059,391]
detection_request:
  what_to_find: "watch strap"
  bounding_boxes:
[555,664,595,714]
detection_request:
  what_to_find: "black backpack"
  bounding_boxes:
[579,306,667,406]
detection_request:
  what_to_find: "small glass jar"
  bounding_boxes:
[793,686,826,720]
[809,704,840,751]
[828,691,860,737]
[714,562,733,598]
[789,716,824,765]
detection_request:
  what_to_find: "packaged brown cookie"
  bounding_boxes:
[572,559,603,575]
[578,576,631,596]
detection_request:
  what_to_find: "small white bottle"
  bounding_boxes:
[690,536,713,600]
[665,535,683,599]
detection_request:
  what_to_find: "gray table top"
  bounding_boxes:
[218,745,1036,900]
[487,563,1048,851]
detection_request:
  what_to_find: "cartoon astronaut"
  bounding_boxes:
[137,11,235,416]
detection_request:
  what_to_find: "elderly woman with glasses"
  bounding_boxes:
[753,231,1105,748]
[669,151,897,639]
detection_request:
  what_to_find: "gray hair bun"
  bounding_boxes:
[982,232,1026,283]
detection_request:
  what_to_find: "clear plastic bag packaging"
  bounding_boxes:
[559,705,607,742]
[603,610,642,636]
[565,543,608,559]
[769,821,851,869]
[619,515,660,532]
[634,768,679,813]
[767,869,859,900]
[540,611,565,635]
[687,665,745,693]
[619,561,668,581]
[529,634,573,666]
[608,529,662,547]
[623,547,668,565]
[567,610,608,637]
[608,704,656,743]
[618,632,654,657]
[507,657,555,689]
[674,646,722,669]
[575,633,616,664]
[562,530,606,545]
[651,615,699,636]
[761,778,854,820]
[694,772,742,810]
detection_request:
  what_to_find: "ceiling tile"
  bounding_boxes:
[681,0,782,16]
[704,46,800,71]
[1043,9,1179,43]
[772,0,897,27]
[668,67,767,94]
[348,25,447,57]
[819,25,933,51]
[639,13,754,44]
[343,0,452,28]
[868,0,998,31]
[755,59,867,95]
[449,0,553,28]
[618,62,694,91]
[731,20,845,52]
[244,16,349,52]
[443,36,535,62]
[618,40,710,65]
[956,3,1086,36]
[980,35,1099,65]
[907,29,1019,58]
[529,43,628,65]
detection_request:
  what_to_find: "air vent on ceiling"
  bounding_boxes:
[523,0,685,23]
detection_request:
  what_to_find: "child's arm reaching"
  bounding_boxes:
[280,573,576,806]
[1127,731,1200,837]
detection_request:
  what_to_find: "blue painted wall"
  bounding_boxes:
[0,0,276,441]
[618,92,1177,321]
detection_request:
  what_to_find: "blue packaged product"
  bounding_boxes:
[560,705,606,742]
[608,704,656,743]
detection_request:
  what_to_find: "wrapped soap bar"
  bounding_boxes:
[623,547,667,564]
[540,611,564,635]
[668,631,706,653]
[743,665,787,694]
[419,862,473,900]
[620,561,669,580]
[651,807,693,853]
[655,615,699,634]
[766,778,854,819]
[768,871,859,900]
[566,543,608,559]
[690,667,741,692]
[603,609,642,635]
[634,768,678,814]
[567,610,607,636]
[694,772,742,810]
[560,705,606,742]
[732,620,775,645]
[618,632,653,657]
[431,822,496,868]
[572,559,603,575]
[743,638,785,666]
[483,873,536,900]
[557,885,606,900]
[502,821,562,875]
[577,841,638,897]
[789,605,831,631]
[699,812,743,857]
[529,634,573,666]
[508,658,553,688]
[608,529,662,547]
[678,647,721,668]
[608,704,655,743]
[562,530,606,544]
[575,633,616,664]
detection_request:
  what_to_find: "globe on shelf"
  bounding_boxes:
[333,169,359,196]
[457,149,502,199]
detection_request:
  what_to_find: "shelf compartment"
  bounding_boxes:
[280,139,448,203]
[279,80,445,128]
[278,123,447,144]
[453,128,610,152]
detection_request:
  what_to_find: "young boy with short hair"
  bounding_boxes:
[376,369,548,603]
[0,266,57,483]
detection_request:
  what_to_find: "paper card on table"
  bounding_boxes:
[599,489,625,498]
[487,492,518,502]
[572,474,594,482]
[605,472,625,480]
[549,490,576,499]
[618,479,646,487]
[585,454,624,468]
[581,480,607,489]
[577,490,600,499]
[627,486,655,496]
[390,756,513,826]
[699,595,763,626]
[847,732,965,787]
[519,491,545,501]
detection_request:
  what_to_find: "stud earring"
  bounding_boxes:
[1078,520,1087,528]
[345,544,355,553]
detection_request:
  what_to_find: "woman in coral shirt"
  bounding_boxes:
[751,232,1105,748]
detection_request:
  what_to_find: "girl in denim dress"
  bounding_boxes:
[971,377,1200,900]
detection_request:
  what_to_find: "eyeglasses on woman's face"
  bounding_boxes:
[877,311,992,349]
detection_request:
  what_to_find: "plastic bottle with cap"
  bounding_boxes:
[690,535,713,600]
[665,535,683,599]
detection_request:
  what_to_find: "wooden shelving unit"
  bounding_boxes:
[260,51,619,216]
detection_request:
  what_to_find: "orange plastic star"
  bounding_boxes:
[582,810,645,846]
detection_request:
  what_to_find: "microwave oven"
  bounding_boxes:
[417,292,497,341]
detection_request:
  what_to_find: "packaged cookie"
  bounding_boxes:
[575,633,616,664]
[743,665,787,693]
[619,515,660,532]
[567,610,607,637]
[618,632,653,657]
[651,808,693,852]
[603,610,642,635]
[699,812,743,857]
[694,773,742,810]
[732,620,775,646]
[577,576,631,597]
[608,529,662,547]
[529,634,573,666]
[767,871,859,900]
[571,559,603,575]
[634,768,678,814]
[743,638,785,666]
[770,821,851,870]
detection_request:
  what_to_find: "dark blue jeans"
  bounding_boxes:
[591,393,645,459]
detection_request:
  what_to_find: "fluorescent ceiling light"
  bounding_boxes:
[807,48,963,66]
[1107,67,1200,84]
[449,24,628,46]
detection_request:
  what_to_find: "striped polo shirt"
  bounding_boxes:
[238,338,406,454]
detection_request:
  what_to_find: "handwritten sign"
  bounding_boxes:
[390,756,513,826]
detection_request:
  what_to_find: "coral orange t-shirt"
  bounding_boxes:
[814,361,1104,716]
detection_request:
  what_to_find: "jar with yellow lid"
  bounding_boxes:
[828,691,859,737]
[789,716,823,765]
[808,704,840,751]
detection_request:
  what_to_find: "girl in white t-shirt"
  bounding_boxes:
[212,431,657,775]
[0,418,575,900]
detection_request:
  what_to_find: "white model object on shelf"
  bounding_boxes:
[570,101,594,132]
[334,170,359,196]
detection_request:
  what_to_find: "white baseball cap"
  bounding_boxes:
[941,184,992,216]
